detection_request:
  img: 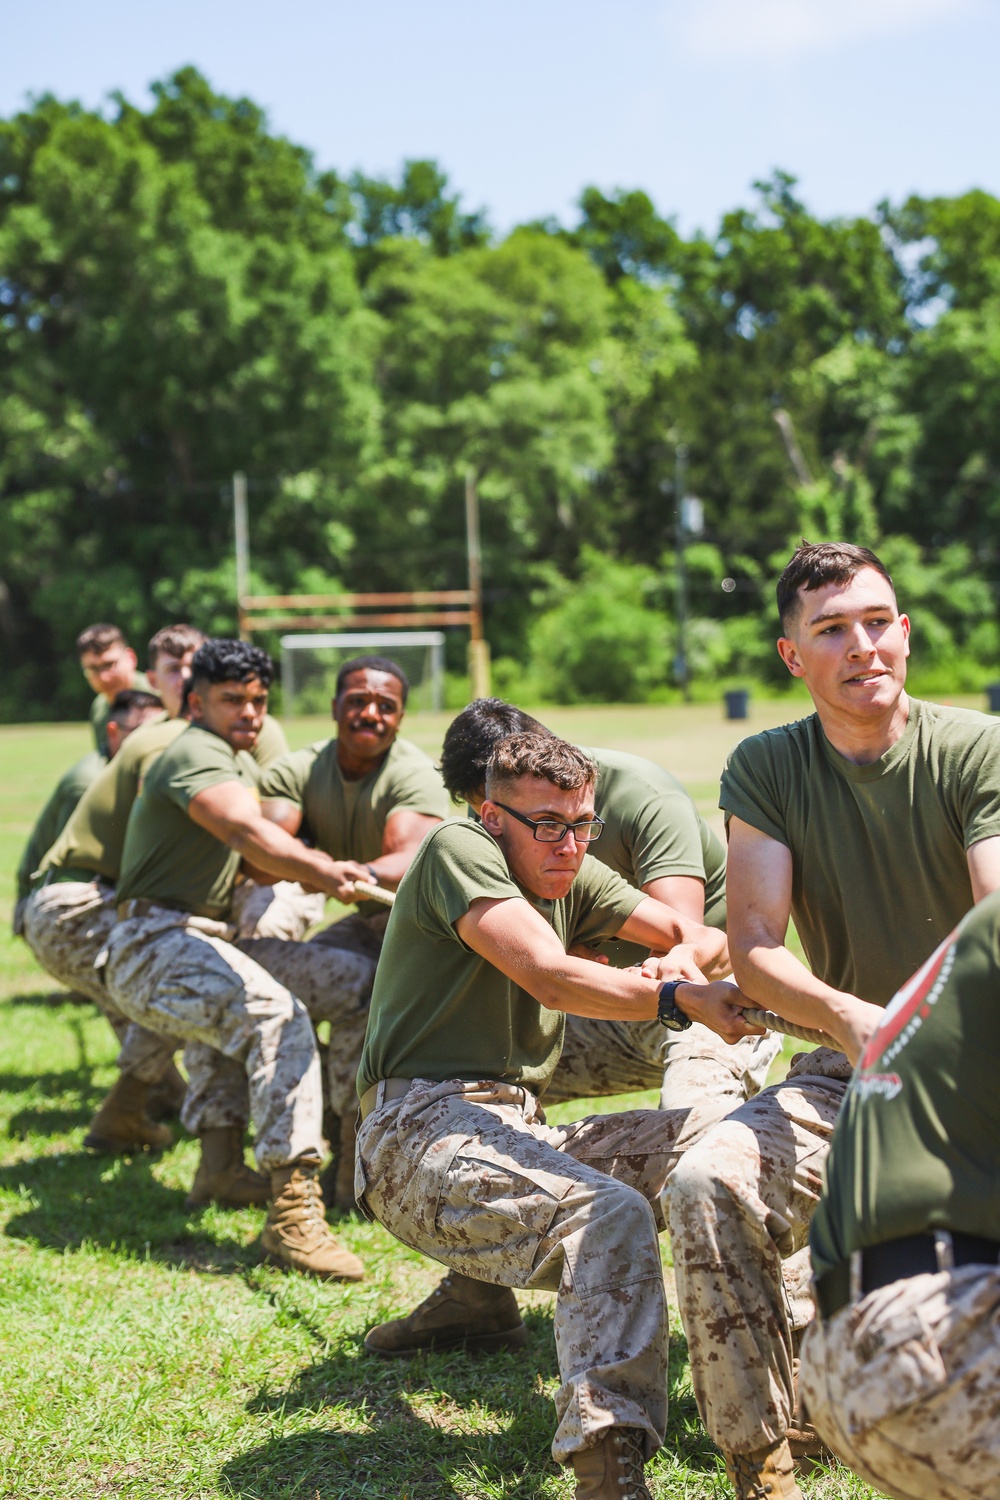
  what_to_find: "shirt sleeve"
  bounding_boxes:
[625,789,710,885]
[257,747,315,806]
[719,735,790,847]
[163,736,244,811]
[383,754,452,822]
[569,856,647,947]
[417,823,521,940]
[955,725,1000,849]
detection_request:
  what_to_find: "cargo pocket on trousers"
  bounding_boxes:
[437,1145,575,1250]
[837,1301,948,1438]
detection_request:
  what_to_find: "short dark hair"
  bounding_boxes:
[187,639,273,695]
[148,623,206,670]
[335,655,409,704]
[108,689,163,727]
[485,732,596,801]
[76,623,127,658]
[440,698,549,802]
[776,541,895,631]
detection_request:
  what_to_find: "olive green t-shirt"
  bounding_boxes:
[581,746,727,965]
[811,890,1000,1280]
[89,670,153,757]
[358,818,646,1097]
[16,750,106,899]
[116,724,259,918]
[720,699,1000,1004]
[41,713,288,886]
[259,735,449,913]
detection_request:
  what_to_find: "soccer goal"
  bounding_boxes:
[280,632,446,716]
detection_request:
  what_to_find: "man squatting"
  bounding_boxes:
[355,729,765,1498]
[22,624,317,1165]
[661,541,1000,1498]
[362,696,781,1357]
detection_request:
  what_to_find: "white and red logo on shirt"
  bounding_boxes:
[854,925,960,1101]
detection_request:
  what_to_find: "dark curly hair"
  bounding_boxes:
[186,638,273,696]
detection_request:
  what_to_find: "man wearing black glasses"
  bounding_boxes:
[355,731,762,1500]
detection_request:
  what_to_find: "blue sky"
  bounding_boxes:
[1,0,997,236]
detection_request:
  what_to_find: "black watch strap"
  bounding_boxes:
[657,979,693,1031]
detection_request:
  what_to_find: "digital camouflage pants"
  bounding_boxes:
[663,1046,852,1456]
[238,911,388,1118]
[229,879,327,942]
[104,904,325,1170]
[356,1077,713,1466]
[544,1014,781,1111]
[800,1265,1000,1500]
[23,879,176,1080]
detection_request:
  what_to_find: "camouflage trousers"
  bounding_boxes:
[238,911,387,1118]
[230,879,327,942]
[663,1046,852,1456]
[800,1265,1000,1500]
[104,904,325,1170]
[357,1077,713,1465]
[543,1015,781,1111]
[23,879,176,1080]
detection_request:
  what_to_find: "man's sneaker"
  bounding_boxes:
[725,1441,804,1499]
[83,1072,173,1155]
[185,1127,271,1208]
[364,1271,527,1357]
[260,1160,364,1281]
[572,1427,652,1500]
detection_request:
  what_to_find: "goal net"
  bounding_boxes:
[280,632,446,716]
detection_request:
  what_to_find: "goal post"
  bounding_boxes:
[281,631,446,716]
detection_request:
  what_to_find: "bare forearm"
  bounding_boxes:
[530,958,660,1021]
[230,822,343,894]
[366,851,411,890]
[732,937,865,1044]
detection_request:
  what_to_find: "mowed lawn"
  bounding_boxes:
[0,700,888,1500]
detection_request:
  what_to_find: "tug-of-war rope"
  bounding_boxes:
[348,881,835,1049]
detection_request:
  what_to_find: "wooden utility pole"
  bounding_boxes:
[465,469,490,699]
[233,471,250,639]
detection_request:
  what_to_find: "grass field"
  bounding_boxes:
[0,701,894,1500]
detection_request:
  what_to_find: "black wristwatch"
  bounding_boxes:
[366,864,380,885]
[657,979,693,1031]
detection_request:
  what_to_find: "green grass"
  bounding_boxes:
[0,705,892,1499]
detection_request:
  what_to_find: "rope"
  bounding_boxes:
[352,880,396,907]
[739,1006,836,1048]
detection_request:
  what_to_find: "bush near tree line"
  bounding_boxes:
[2,67,999,718]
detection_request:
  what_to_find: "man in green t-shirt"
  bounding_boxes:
[244,655,450,1207]
[103,638,374,1280]
[799,892,1000,1498]
[13,748,106,931]
[77,622,153,758]
[355,730,761,1498]
[661,541,1000,1500]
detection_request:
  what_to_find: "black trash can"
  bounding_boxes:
[987,683,1000,715]
[724,688,750,721]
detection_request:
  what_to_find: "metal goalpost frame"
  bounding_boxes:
[281,631,446,716]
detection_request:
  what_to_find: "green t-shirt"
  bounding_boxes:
[581,746,727,965]
[259,735,449,912]
[810,890,1000,1280]
[116,724,260,918]
[88,670,153,757]
[41,713,288,886]
[358,818,646,1097]
[719,699,1000,1005]
[16,750,106,899]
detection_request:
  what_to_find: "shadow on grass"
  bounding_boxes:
[6,987,93,1008]
[227,1309,562,1498]
[0,1149,259,1273]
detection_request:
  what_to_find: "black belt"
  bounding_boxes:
[815,1229,1000,1321]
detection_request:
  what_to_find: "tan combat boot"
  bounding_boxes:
[146,1061,187,1121]
[185,1127,271,1208]
[364,1271,527,1357]
[83,1072,173,1154]
[572,1427,651,1500]
[725,1441,803,1499]
[260,1159,364,1281]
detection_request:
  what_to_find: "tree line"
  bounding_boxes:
[2,66,999,718]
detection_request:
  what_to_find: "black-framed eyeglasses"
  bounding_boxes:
[492,800,605,843]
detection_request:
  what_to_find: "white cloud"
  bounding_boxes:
[675,0,978,62]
